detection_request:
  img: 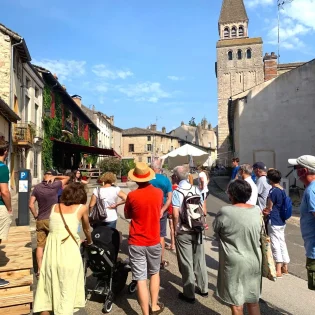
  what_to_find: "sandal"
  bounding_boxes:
[160,260,169,269]
[165,244,175,251]
[149,302,165,315]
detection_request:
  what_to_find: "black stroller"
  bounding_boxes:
[81,225,137,313]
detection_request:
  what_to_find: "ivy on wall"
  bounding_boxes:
[42,84,94,171]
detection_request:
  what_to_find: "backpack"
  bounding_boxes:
[280,190,292,221]
[89,187,107,224]
[176,186,205,234]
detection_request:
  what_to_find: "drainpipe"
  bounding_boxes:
[9,38,23,189]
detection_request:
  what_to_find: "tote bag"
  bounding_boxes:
[261,219,277,282]
[89,187,107,224]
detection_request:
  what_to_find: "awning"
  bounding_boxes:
[51,138,121,158]
[0,98,20,123]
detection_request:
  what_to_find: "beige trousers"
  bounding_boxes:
[0,205,12,240]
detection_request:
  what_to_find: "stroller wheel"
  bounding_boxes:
[103,299,113,313]
[128,281,137,294]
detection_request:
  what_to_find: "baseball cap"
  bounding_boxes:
[44,169,57,176]
[288,155,315,172]
[253,162,267,170]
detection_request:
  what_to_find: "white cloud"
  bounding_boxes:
[33,59,86,81]
[245,0,273,8]
[117,82,170,103]
[94,83,109,93]
[167,75,185,81]
[92,65,133,80]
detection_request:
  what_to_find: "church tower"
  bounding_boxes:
[216,0,264,162]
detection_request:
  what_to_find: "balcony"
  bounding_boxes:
[13,122,43,147]
[62,119,73,135]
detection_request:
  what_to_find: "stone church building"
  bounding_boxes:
[216,0,304,166]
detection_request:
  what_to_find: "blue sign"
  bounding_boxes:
[19,171,28,180]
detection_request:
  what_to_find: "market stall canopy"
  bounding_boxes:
[160,144,209,169]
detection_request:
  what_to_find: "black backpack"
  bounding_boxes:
[176,186,205,234]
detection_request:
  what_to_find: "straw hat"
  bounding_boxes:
[128,162,155,182]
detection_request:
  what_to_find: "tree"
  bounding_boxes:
[188,117,196,127]
[99,157,121,175]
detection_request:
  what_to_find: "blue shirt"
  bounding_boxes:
[300,181,315,259]
[269,187,285,226]
[231,166,240,180]
[150,174,172,205]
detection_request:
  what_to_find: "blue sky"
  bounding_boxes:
[1,0,314,131]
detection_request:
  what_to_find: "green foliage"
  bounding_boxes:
[86,155,98,166]
[121,159,136,176]
[99,157,121,175]
[188,117,196,127]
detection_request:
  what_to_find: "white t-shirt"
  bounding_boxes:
[198,171,209,194]
[245,176,258,206]
[93,186,121,222]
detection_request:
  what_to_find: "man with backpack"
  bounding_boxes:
[289,155,315,290]
[172,165,208,304]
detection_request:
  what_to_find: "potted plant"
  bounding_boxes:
[81,171,88,181]
[121,160,135,183]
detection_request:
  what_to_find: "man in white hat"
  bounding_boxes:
[124,162,164,315]
[288,155,315,290]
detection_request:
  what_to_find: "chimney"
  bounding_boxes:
[151,124,157,131]
[263,52,278,81]
[72,95,82,108]
[162,127,166,133]
[62,85,66,91]
[53,73,58,80]
[110,115,114,125]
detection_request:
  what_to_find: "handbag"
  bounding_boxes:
[89,187,107,224]
[261,218,277,281]
[59,204,78,246]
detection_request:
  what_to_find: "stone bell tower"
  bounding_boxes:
[216,0,264,163]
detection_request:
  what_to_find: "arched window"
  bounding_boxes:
[224,27,230,38]
[237,50,242,60]
[246,49,252,59]
[239,26,244,37]
[231,27,237,37]
[228,51,233,61]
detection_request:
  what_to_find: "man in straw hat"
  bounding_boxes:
[124,162,165,315]
[0,139,12,287]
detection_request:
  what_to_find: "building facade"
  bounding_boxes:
[122,125,181,164]
[229,59,315,184]
[216,0,264,164]
[0,23,44,188]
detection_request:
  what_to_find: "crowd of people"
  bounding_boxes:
[0,139,315,314]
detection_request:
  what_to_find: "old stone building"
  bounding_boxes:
[169,120,217,162]
[0,23,44,188]
[122,125,180,164]
[229,59,315,186]
[216,0,264,163]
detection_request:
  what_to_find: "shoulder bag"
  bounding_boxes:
[89,187,107,224]
[260,216,277,281]
[59,204,78,246]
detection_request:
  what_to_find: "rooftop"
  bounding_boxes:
[219,0,248,24]
[123,127,177,138]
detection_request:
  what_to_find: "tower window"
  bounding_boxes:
[228,51,233,61]
[246,49,252,59]
[237,50,242,60]
[231,27,237,38]
[239,26,244,37]
[224,27,230,38]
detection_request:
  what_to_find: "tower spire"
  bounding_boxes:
[219,0,248,25]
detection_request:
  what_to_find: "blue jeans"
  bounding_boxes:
[103,220,117,229]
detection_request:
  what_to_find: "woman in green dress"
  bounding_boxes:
[213,179,262,315]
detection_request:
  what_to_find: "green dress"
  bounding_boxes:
[33,204,85,315]
[213,205,262,306]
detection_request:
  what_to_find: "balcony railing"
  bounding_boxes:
[13,122,42,146]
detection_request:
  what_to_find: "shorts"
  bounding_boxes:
[36,219,50,248]
[202,191,210,202]
[160,213,168,237]
[306,257,315,290]
[129,243,161,281]
[0,205,12,241]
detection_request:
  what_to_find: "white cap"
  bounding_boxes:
[288,155,315,172]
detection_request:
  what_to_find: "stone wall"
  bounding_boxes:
[217,41,264,164]
[0,31,12,105]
